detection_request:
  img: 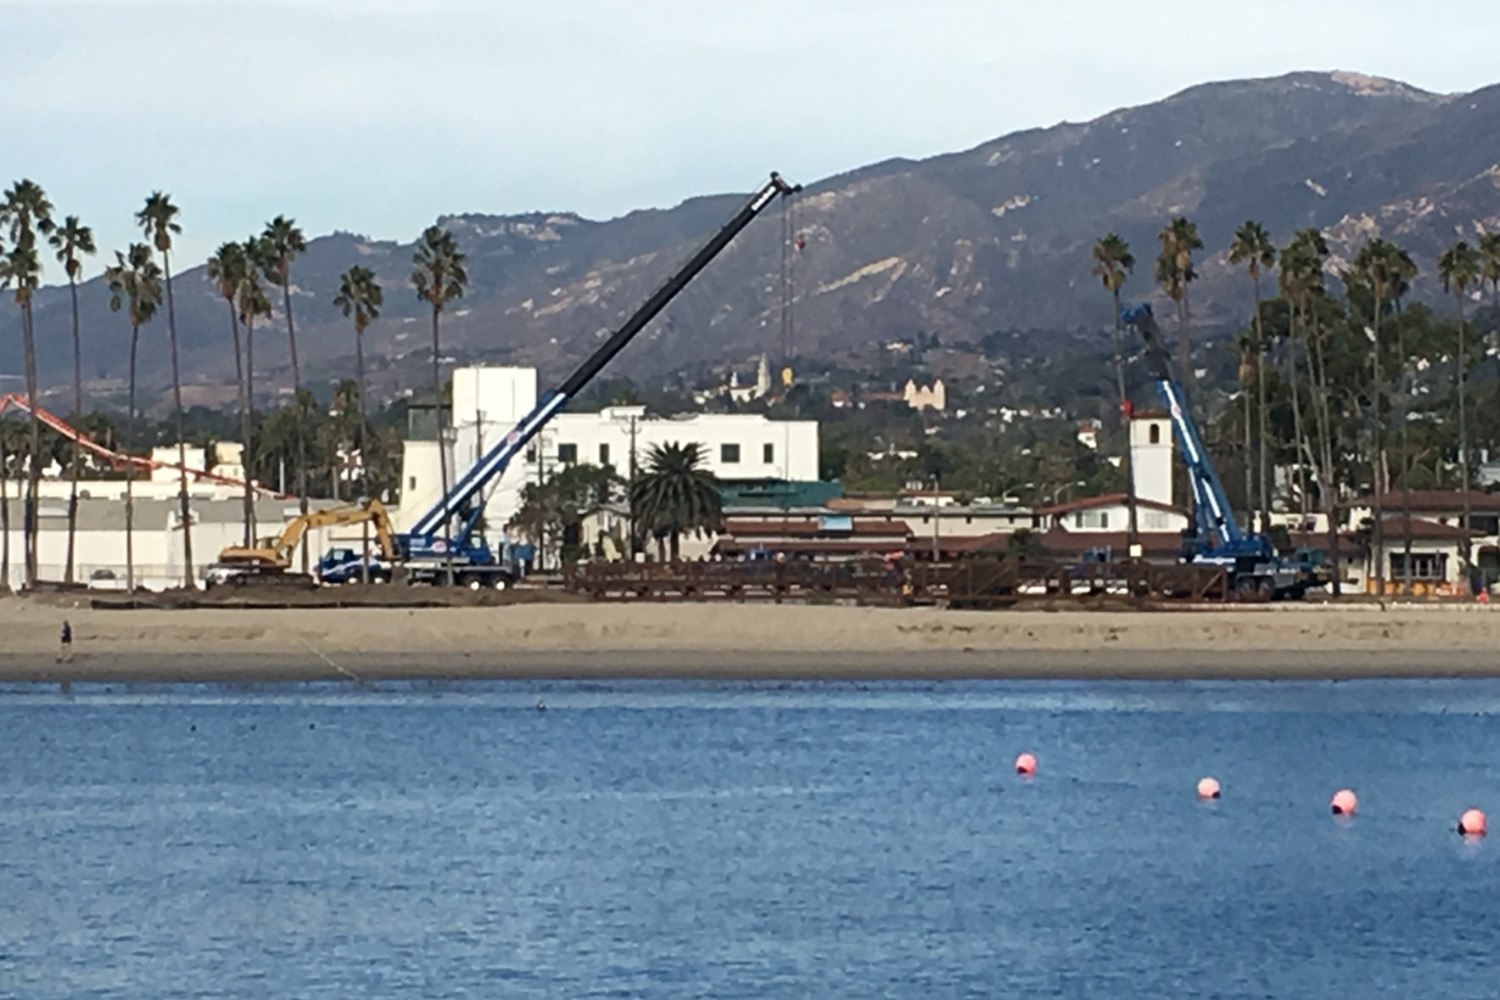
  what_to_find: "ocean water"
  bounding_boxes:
[0,678,1497,999]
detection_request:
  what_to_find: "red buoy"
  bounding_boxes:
[1331,789,1358,816]
[1014,753,1037,776]
[1459,808,1488,837]
[1196,777,1221,800]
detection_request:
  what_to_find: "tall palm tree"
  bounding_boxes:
[1090,233,1138,553]
[1280,229,1340,593]
[334,265,384,583]
[47,215,95,584]
[1439,239,1482,586]
[1228,220,1277,531]
[1,179,54,587]
[137,192,194,588]
[237,242,273,538]
[1348,238,1416,595]
[411,226,467,586]
[259,216,309,568]
[1154,217,1203,388]
[629,442,723,561]
[207,241,254,547]
[104,244,163,593]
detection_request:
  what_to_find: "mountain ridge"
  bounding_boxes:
[7,68,1500,407]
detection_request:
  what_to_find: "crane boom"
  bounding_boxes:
[1121,303,1249,552]
[407,171,799,546]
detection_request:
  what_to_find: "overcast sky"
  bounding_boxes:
[5,0,1500,278]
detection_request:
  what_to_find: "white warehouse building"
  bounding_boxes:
[398,365,820,541]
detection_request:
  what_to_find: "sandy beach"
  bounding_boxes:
[3,595,1500,682]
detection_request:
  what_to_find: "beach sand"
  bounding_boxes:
[4,595,1500,682]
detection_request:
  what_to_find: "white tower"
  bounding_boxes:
[1130,414,1174,507]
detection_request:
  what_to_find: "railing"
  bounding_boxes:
[564,558,1233,607]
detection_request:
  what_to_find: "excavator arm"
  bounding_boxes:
[216,500,397,569]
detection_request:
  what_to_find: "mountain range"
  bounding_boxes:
[9,69,1500,409]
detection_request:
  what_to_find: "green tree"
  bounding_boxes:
[1228,220,1277,530]
[104,244,163,592]
[411,225,467,584]
[207,241,255,546]
[1438,239,1482,576]
[629,442,723,561]
[509,463,624,565]
[1090,232,1138,554]
[137,192,195,587]
[259,216,310,568]
[1154,216,1203,389]
[47,215,95,584]
[0,179,54,587]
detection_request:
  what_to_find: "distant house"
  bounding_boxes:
[1035,493,1189,534]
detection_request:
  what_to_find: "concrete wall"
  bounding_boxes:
[1130,416,1174,507]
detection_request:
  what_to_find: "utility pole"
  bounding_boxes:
[628,414,639,560]
[931,474,941,562]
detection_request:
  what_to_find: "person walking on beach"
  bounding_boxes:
[57,620,73,663]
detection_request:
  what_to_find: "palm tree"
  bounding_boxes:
[334,265,385,584]
[237,242,273,538]
[629,442,724,561]
[1348,238,1417,595]
[260,216,309,568]
[1439,239,1482,586]
[1280,229,1339,594]
[1154,217,1204,388]
[207,241,254,547]
[1,179,54,587]
[137,192,194,588]
[411,225,468,585]
[104,244,163,593]
[1479,232,1500,344]
[46,215,95,584]
[1090,233,1138,554]
[1228,221,1277,531]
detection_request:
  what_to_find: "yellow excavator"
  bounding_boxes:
[205,500,397,587]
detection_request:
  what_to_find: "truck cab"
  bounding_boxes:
[316,547,391,585]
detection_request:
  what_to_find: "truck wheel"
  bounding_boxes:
[465,576,482,591]
[493,578,509,591]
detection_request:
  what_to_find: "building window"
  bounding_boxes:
[721,443,741,464]
[1075,511,1110,529]
[1149,423,1162,445]
[1390,552,1447,581]
[525,447,536,464]
[763,442,774,464]
[558,443,578,465]
[409,476,417,491]
[599,443,610,465]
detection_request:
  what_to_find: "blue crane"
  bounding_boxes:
[364,172,801,588]
[1122,303,1306,599]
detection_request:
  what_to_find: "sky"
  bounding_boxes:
[5,0,1500,279]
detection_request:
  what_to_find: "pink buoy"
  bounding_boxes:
[1458,808,1488,837]
[1014,753,1037,776]
[1196,777,1221,800]
[1331,789,1358,816]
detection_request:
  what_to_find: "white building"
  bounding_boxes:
[1130,411,1175,507]
[0,496,349,591]
[404,365,820,545]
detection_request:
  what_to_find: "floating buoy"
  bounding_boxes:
[1331,789,1358,816]
[1197,777,1221,800]
[1459,808,1488,837]
[1014,753,1037,776]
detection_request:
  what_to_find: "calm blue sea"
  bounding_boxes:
[1,678,1498,999]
